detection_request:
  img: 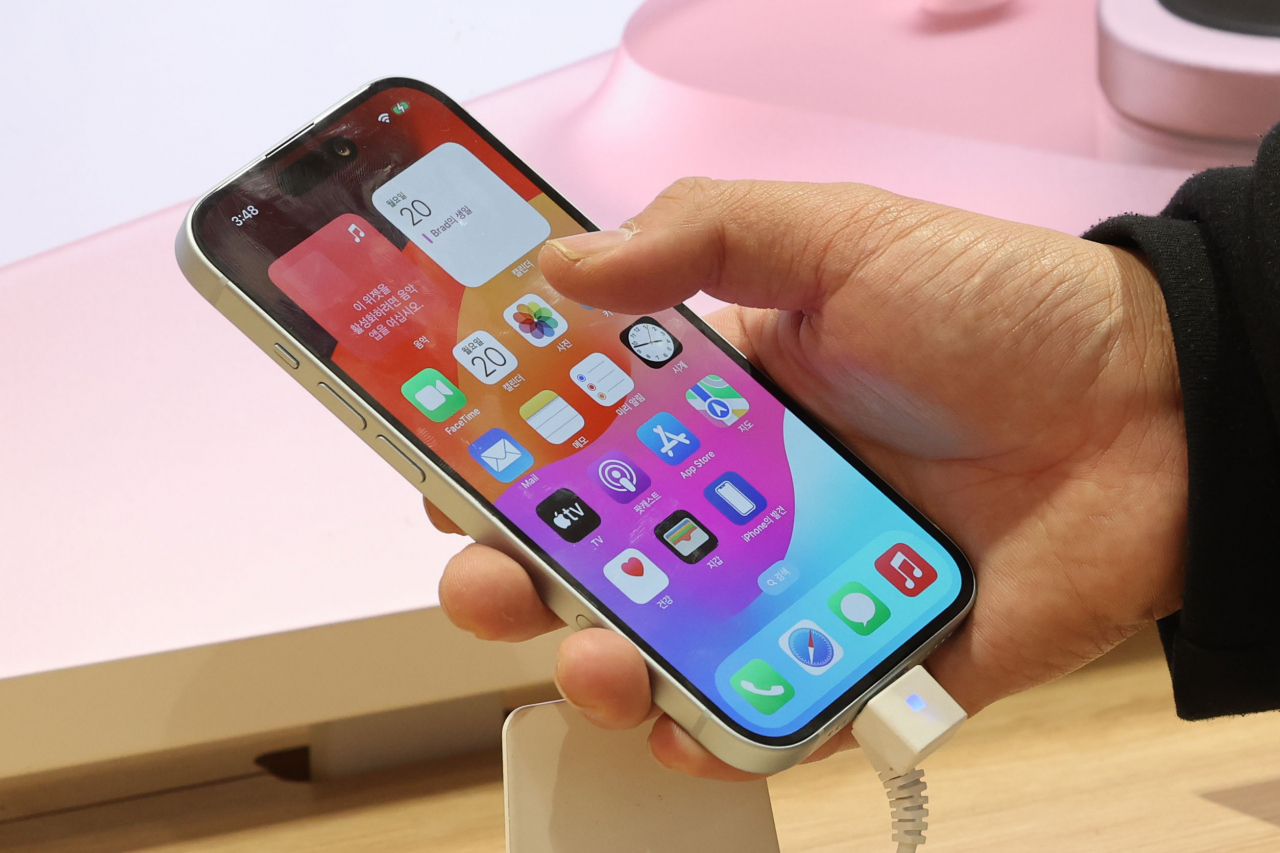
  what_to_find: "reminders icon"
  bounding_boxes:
[570,353,634,406]
[520,391,585,445]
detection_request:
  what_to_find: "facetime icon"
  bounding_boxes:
[401,368,467,422]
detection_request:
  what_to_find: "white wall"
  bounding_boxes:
[0,0,645,267]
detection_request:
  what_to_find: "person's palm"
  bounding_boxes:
[429,179,1186,780]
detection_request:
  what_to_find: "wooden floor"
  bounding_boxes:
[1,630,1277,852]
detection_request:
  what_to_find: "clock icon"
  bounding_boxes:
[621,316,683,368]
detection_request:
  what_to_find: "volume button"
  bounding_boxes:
[316,382,367,431]
[272,343,300,369]
[374,435,426,484]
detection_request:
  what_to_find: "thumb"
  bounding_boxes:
[539,177,930,314]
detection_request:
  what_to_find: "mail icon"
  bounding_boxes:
[482,439,523,472]
[468,428,535,484]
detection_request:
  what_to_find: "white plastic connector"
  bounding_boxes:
[851,666,967,852]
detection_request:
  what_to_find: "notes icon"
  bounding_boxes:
[519,391,585,445]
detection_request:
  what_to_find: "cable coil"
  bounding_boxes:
[880,766,929,852]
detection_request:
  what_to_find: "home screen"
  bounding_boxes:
[199,83,968,741]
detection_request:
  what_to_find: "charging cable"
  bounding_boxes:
[849,666,968,852]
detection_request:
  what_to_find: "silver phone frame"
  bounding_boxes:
[174,79,975,775]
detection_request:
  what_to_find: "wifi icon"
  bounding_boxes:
[377,113,391,123]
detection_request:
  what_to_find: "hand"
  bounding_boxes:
[429,178,1187,780]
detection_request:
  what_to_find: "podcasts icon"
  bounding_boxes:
[593,452,652,504]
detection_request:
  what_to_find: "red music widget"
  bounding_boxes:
[874,543,938,597]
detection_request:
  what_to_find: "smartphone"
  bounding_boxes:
[177,77,974,774]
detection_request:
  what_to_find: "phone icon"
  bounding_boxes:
[704,472,766,525]
[875,543,938,597]
[729,659,795,715]
[401,368,467,422]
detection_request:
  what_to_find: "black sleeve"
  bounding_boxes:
[1084,126,1280,721]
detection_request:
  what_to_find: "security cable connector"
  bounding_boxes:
[850,665,967,852]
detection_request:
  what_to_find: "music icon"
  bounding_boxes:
[348,223,365,243]
[874,543,938,597]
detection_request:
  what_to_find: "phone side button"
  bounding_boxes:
[374,435,426,484]
[272,343,300,369]
[317,382,367,431]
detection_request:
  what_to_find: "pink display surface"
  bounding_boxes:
[0,0,1194,683]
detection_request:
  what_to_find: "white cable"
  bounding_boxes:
[849,666,966,852]
[880,766,929,853]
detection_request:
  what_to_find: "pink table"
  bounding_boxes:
[0,0,1192,779]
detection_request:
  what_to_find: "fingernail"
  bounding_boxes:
[547,226,635,260]
[553,670,609,725]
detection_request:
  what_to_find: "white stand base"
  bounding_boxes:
[310,692,505,781]
[503,701,780,853]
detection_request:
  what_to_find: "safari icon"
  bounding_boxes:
[828,581,890,636]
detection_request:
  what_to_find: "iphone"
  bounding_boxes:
[177,78,974,774]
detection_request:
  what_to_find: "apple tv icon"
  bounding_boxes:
[535,489,601,543]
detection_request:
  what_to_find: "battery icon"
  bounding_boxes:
[392,101,410,115]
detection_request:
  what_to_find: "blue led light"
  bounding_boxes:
[906,693,927,712]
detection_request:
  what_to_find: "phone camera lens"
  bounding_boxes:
[331,137,356,158]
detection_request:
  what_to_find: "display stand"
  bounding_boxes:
[503,701,780,853]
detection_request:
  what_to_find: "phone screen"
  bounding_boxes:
[194,80,972,743]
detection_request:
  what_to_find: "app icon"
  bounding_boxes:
[779,620,844,675]
[686,375,749,426]
[875,543,938,597]
[570,352,635,406]
[467,428,534,483]
[637,412,701,465]
[620,316,683,368]
[654,510,718,563]
[730,659,795,715]
[453,330,518,385]
[536,488,601,543]
[504,293,568,347]
[401,368,467,422]
[520,390,585,445]
[593,452,652,503]
[603,548,669,604]
[828,582,891,636]
[704,472,766,525]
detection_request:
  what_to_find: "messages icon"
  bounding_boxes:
[827,581,890,636]
[468,428,534,483]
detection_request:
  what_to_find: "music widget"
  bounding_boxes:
[874,543,938,597]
